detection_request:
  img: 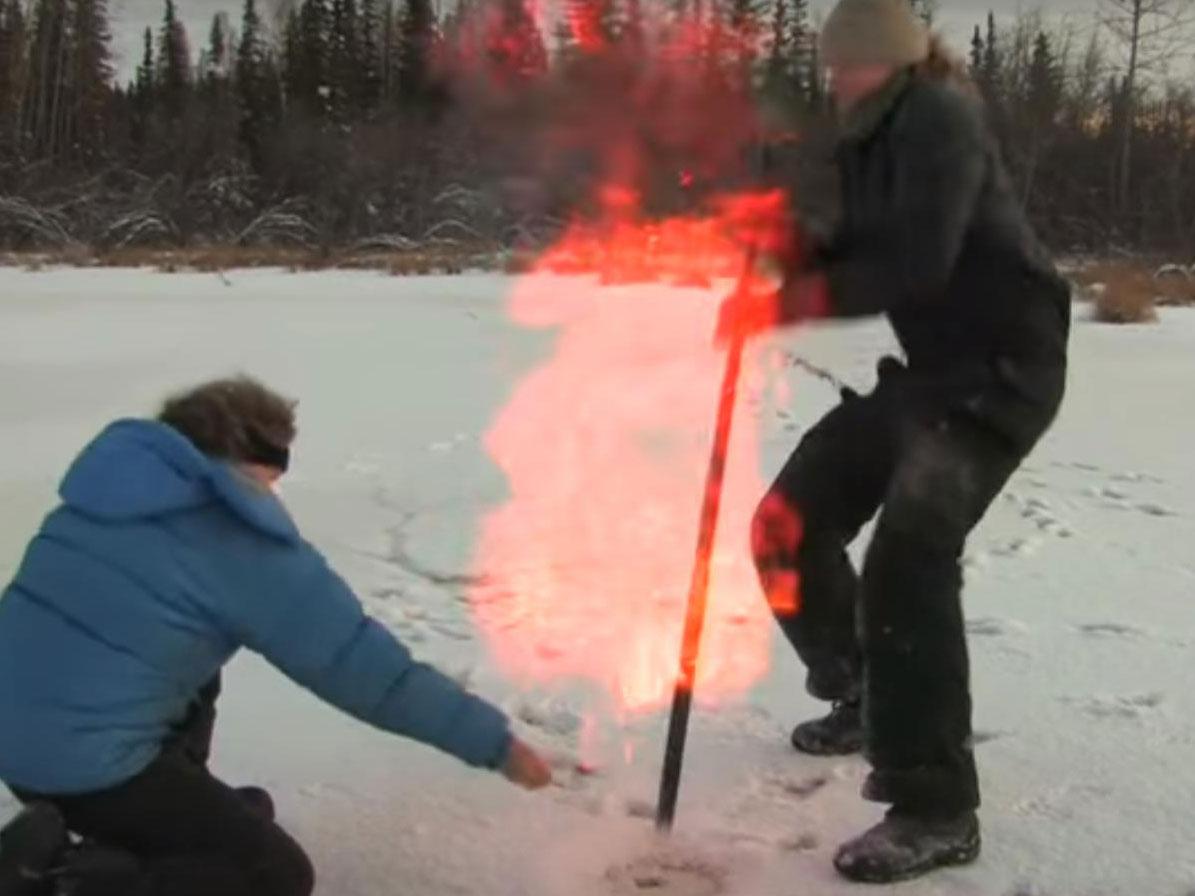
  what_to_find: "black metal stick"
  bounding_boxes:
[655,250,756,832]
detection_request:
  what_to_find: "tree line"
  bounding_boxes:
[0,0,1192,255]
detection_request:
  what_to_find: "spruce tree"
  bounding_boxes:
[328,0,359,120]
[358,0,385,112]
[488,0,547,83]
[157,0,192,116]
[238,0,280,164]
[71,0,115,155]
[1026,30,1061,129]
[0,0,28,145]
[787,0,812,108]
[23,0,71,156]
[204,12,234,84]
[982,11,1000,102]
[397,0,436,103]
[136,25,155,97]
[294,0,330,115]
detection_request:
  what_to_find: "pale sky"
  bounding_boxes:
[109,0,1105,83]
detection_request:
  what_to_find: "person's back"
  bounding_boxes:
[0,377,550,896]
[878,81,1066,339]
[0,420,284,794]
[814,61,1070,452]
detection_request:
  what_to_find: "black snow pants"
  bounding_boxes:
[752,360,1028,816]
[10,677,313,896]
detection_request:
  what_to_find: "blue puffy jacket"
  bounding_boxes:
[0,420,511,795]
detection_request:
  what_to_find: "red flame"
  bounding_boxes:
[538,187,790,287]
[470,190,796,714]
[565,0,608,53]
[437,0,550,99]
[470,281,773,712]
[464,2,801,715]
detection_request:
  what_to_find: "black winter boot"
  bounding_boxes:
[791,700,863,756]
[0,803,68,896]
[833,809,981,884]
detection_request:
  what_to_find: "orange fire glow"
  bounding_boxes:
[469,190,796,714]
[463,1,803,717]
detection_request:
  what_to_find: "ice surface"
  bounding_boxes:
[1,267,1193,895]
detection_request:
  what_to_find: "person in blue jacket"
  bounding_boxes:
[0,376,552,896]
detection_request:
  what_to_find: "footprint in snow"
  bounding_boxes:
[966,617,1026,638]
[427,433,471,453]
[515,699,583,738]
[1078,477,1177,518]
[1096,485,1131,502]
[990,537,1041,559]
[625,798,655,820]
[1110,471,1165,485]
[759,772,829,802]
[1008,884,1049,896]
[605,853,727,896]
[777,832,820,853]
[426,620,475,641]
[1062,692,1165,720]
[1004,493,1075,538]
[963,548,999,572]
[343,457,382,476]
[1076,622,1147,640]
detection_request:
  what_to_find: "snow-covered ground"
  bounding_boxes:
[1,267,1192,896]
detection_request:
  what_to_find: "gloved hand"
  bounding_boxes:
[715,273,830,347]
[715,285,782,346]
[501,737,553,790]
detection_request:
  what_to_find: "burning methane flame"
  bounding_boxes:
[469,186,796,714]
[465,1,802,715]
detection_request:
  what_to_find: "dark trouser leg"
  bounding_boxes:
[752,389,899,701]
[860,417,1021,815]
[13,752,312,896]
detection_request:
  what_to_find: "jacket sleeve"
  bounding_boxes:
[229,542,512,770]
[816,86,988,318]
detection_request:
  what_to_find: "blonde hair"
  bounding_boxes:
[913,34,979,96]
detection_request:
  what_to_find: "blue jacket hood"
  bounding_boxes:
[59,419,299,543]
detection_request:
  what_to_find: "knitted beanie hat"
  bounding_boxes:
[819,0,931,68]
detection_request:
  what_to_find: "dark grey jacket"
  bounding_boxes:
[797,72,1070,451]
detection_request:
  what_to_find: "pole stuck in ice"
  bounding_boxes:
[655,245,757,832]
[655,138,775,831]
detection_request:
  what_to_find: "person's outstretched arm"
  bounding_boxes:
[226,539,519,773]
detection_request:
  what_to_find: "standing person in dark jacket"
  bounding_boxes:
[0,377,552,896]
[718,0,1070,884]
